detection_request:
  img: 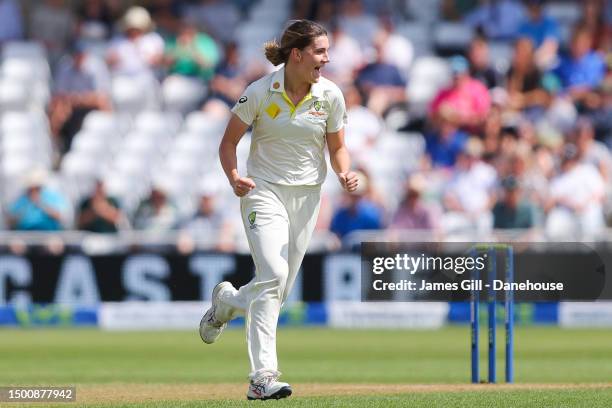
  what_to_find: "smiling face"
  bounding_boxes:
[292,35,330,84]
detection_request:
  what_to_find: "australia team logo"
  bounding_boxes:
[308,100,327,118]
[248,211,257,229]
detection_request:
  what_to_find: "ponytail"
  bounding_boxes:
[264,40,287,66]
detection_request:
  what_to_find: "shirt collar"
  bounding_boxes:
[269,66,323,98]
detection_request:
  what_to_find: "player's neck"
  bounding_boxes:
[284,65,310,97]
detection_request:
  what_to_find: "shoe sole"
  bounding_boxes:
[247,386,292,400]
[199,282,231,344]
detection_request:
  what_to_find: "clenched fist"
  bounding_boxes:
[231,176,256,197]
[337,171,359,193]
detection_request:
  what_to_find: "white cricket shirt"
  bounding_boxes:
[231,66,347,186]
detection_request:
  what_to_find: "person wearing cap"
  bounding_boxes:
[200,20,358,399]
[7,170,70,231]
[492,176,536,229]
[429,55,491,130]
[106,6,164,77]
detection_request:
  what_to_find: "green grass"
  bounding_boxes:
[1,326,611,407]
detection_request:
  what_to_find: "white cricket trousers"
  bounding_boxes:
[222,177,321,379]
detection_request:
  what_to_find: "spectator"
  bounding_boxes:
[325,22,364,87]
[506,37,551,113]
[50,43,111,153]
[338,0,381,50]
[0,0,23,43]
[133,185,180,232]
[425,119,470,168]
[467,35,500,89]
[76,0,114,44]
[429,55,491,130]
[190,0,240,44]
[443,138,497,232]
[553,26,606,110]
[164,19,220,82]
[390,174,440,230]
[179,183,234,252]
[571,118,612,183]
[517,0,561,69]
[443,0,480,21]
[106,6,165,77]
[146,0,186,38]
[7,169,70,231]
[580,0,611,53]
[343,85,383,158]
[29,0,76,68]
[377,16,414,75]
[205,41,248,109]
[355,37,407,116]
[464,0,526,41]
[330,171,384,239]
[493,176,536,228]
[546,143,606,239]
[77,180,125,233]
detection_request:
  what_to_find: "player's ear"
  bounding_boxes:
[291,48,302,62]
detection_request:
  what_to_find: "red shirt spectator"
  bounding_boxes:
[430,56,491,129]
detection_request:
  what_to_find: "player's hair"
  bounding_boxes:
[264,20,327,66]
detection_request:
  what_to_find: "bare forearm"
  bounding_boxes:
[219,139,240,183]
[330,146,351,174]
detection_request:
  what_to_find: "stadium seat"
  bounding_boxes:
[184,111,227,139]
[395,22,432,58]
[111,75,161,115]
[134,110,182,137]
[70,131,112,156]
[405,0,442,23]
[543,2,582,25]
[82,110,122,136]
[407,57,451,116]
[2,41,47,60]
[0,79,30,111]
[433,23,474,55]
[161,75,207,115]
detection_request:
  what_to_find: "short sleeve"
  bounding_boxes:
[231,82,261,126]
[326,86,348,133]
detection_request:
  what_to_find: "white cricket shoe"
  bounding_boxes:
[247,371,292,400]
[199,281,236,344]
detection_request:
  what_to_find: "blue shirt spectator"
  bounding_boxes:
[464,0,526,41]
[8,171,69,231]
[554,52,606,91]
[518,0,561,48]
[553,27,606,91]
[426,127,469,168]
[330,197,383,239]
[356,62,406,89]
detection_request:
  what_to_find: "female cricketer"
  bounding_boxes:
[199,20,358,400]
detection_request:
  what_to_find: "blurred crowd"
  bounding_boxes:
[1,0,611,250]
